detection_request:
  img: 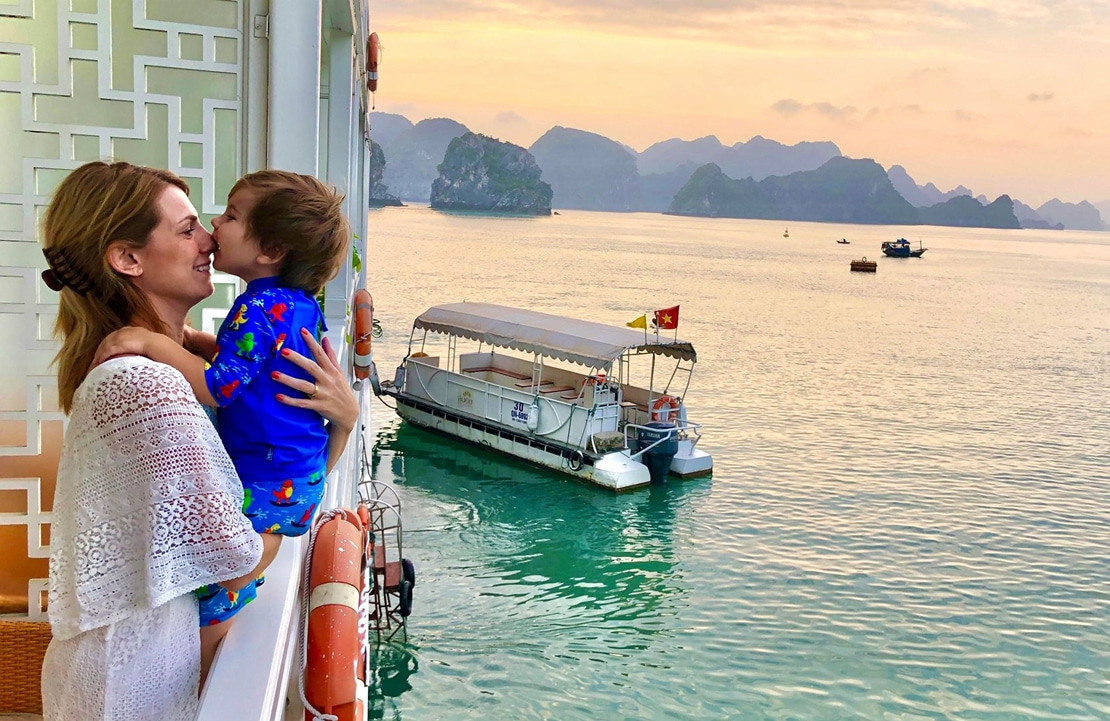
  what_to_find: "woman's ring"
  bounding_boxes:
[309,383,318,399]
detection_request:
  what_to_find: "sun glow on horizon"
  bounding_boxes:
[371,2,1110,206]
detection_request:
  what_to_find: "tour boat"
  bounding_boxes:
[379,303,714,490]
[850,257,877,272]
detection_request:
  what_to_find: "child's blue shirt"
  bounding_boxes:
[205,276,329,486]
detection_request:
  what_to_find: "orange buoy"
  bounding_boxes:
[304,509,366,721]
[650,395,680,423]
[367,32,380,92]
[353,288,374,380]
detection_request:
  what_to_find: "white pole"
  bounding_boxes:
[268,0,322,174]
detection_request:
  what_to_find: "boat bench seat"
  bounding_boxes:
[514,379,552,389]
[539,385,575,394]
[620,401,646,411]
[462,365,530,381]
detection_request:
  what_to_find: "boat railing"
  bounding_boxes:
[622,418,703,461]
[400,359,618,441]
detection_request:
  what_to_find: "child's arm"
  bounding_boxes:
[183,324,219,362]
[93,327,218,406]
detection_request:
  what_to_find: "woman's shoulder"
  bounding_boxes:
[76,356,196,412]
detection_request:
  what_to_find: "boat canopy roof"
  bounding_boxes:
[413,303,697,368]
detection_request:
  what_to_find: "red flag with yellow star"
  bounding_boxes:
[653,305,679,330]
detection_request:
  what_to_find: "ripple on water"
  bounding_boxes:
[363,212,1110,720]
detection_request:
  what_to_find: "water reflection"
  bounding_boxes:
[367,643,419,721]
[373,421,707,623]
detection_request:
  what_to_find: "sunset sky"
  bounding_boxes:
[370,1,1110,208]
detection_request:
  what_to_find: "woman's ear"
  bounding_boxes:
[106,241,143,277]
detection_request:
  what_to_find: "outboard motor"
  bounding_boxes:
[635,422,678,484]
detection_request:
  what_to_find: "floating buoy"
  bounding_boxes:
[526,401,540,432]
[352,288,374,380]
[367,32,380,93]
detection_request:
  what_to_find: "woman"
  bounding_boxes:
[38,161,357,720]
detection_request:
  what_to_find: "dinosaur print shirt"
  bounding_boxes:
[205,276,329,487]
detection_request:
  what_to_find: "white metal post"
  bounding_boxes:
[268,0,322,173]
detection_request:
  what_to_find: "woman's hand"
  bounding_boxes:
[273,328,359,433]
[91,326,154,368]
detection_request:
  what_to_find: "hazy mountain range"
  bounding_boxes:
[369,112,1107,231]
[669,158,1021,229]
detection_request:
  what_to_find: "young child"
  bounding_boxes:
[94,170,351,631]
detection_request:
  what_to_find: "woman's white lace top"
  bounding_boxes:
[47,356,263,640]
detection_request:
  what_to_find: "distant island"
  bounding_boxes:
[430,133,552,215]
[369,112,1107,231]
[368,140,402,207]
[668,158,1021,229]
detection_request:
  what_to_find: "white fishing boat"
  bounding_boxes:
[379,303,713,490]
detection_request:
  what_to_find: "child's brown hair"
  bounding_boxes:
[231,170,350,295]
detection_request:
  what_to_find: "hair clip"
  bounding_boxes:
[41,268,66,292]
[42,246,92,295]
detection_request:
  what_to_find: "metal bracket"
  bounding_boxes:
[252,14,269,39]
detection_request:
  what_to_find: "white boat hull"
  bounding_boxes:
[393,397,651,491]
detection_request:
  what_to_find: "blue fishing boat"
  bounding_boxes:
[881,237,927,257]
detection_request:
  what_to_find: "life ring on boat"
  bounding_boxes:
[568,450,585,472]
[650,395,680,423]
[303,508,369,721]
[366,32,380,93]
[352,288,374,380]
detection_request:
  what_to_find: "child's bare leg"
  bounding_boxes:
[199,619,234,692]
[199,535,283,691]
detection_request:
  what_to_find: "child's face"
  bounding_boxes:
[211,188,267,281]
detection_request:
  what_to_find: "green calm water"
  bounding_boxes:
[363,207,1110,720]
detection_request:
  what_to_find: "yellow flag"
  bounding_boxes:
[626,314,647,329]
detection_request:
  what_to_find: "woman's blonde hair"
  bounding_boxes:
[43,161,190,413]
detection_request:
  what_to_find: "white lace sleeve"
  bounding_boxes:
[48,357,263,640]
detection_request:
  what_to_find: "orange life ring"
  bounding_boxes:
[367,32,380,92]
[304,509,368,721]
[352,289,374,380]
[650,395,680,423]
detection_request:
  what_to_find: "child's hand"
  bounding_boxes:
[182,324,218,360]
[91,326,154,368]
